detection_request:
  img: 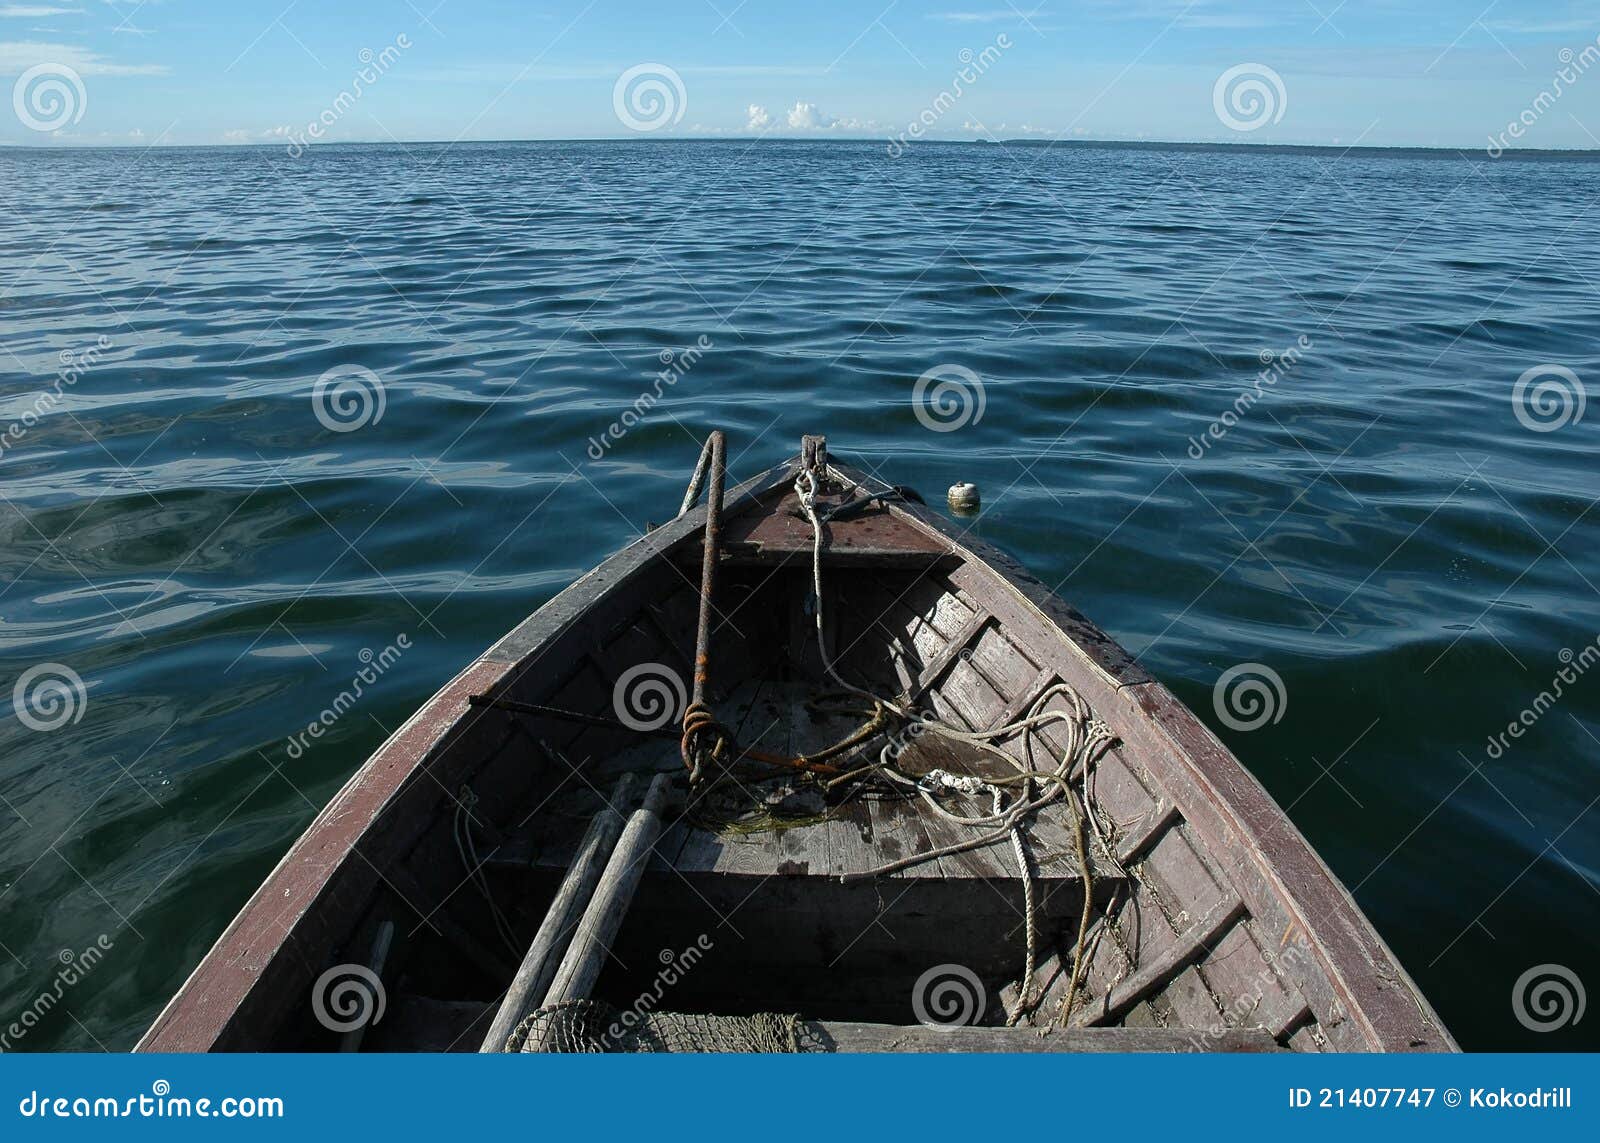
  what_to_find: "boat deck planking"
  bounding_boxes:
[135,445,1454,1054]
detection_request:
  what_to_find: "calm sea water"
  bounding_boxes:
[1,140,1597,1052]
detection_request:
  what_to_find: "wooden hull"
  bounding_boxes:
[138,447,1454,1053]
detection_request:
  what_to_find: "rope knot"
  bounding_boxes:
[918,768,990,797]
[680,700,733,784]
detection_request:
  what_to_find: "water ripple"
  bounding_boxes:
[1,140,1598,1050]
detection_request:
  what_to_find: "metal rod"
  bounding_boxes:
[690,430,725,711]
[468,694,677,740]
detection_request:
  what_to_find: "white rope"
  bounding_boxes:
[793,466,1116,1023]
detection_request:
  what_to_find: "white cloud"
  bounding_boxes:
[726,101,877,134]
[785,101,832,129]
[224,125,292,143]
[0,6,83,16]
[0,39,166,75]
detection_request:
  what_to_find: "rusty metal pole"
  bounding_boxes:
[680,431,727,779]
[691,430,725,711]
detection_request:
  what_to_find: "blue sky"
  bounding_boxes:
[2,1,1600,148]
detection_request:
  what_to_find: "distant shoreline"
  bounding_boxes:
[4,136,1598,160]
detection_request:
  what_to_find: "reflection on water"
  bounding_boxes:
[0,140,1596,1049]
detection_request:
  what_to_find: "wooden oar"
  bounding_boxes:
[536,772,674,1016]
[478,773,637,1052]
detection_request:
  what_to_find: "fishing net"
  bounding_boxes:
[508,999,801,1053]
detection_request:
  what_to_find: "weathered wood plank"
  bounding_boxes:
[1116,802,1181,865]
[908,609,991,703]
[1079,896,1247,1027]
[985,664,1057,735]
[806,1021,1281,1053]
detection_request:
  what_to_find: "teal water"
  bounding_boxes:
[0,140,1596,1051]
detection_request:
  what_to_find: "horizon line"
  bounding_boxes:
[5,136,1599,158]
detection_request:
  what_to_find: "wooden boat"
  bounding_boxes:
[138,435,1454,1053]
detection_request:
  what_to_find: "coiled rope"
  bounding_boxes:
[665,442,1114,1023]
[793,461,1115,1024]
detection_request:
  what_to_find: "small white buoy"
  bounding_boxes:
[947,481,980,515]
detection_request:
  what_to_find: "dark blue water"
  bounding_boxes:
[0,140,1596,1051]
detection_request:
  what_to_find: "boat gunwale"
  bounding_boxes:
[135,459,802,1053]
[136,449,1455,1053]
[848,458,1456,1053]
